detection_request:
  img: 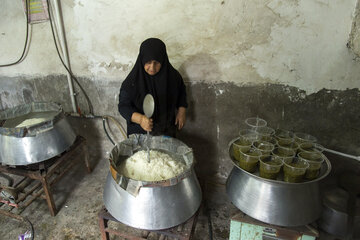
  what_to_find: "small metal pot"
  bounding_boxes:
[319,188,349,237]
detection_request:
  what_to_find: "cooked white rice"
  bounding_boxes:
[16,118,48,127]
[118,149,186,181]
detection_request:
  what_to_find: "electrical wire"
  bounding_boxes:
[103,115,127,139]
[24,217,34,240]
[46,0,94,115]
[69,113,127,144]
[0,0,30,67]
[102,115,128,144]
[102,118,115,145]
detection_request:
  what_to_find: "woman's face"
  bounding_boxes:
[144,60,161,76]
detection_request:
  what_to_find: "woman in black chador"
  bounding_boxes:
[118,38,187,137]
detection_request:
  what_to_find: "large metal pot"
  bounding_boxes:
[226,137,331,227]
[0,102,76,166]
[103,134,202,230]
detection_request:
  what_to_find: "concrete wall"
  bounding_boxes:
[1,0,360,181]
[349,0,360,57]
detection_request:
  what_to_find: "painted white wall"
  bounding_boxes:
[0,0,359,93]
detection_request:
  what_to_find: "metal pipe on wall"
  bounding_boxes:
[51,0,77,113]
[324,148,360,162]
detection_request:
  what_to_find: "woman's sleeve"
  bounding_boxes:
[177,74,188,108]
[118,88,136,123]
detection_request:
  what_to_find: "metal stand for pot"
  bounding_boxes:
[98,206,200,240]
[0,136,91,217]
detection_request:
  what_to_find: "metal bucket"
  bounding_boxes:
[0,102,76,166]
[226,137,331,227]
[103,134,202,230]
[319,188,349,237]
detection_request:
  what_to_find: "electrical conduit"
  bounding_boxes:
[51,0,77,113]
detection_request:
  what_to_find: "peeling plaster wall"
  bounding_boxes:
[1,0,360,92]
[1,0,360,181]
[349,0,360,57]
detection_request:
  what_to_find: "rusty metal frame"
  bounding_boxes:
[0,136,91,217]
[98,206,200,240]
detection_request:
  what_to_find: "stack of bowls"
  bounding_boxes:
[298,143,325,180]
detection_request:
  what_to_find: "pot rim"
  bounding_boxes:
[109,134,195,188]
[0,102,63,138]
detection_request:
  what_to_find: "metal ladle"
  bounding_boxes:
[143,94,154,162]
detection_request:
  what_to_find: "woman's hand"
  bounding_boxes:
[131,112,153,132]
[175,107,186,130]
[140,115,153,131]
